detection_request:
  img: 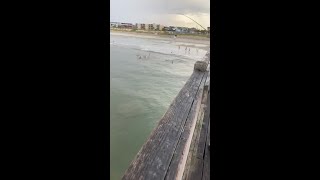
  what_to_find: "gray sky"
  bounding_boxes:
[110,0,210,28]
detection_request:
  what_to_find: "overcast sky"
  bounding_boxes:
[110,0,210,28]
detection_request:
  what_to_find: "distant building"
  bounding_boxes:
[188,27,198,34]
[145,24,150,30]
[110,22,120,28]
[147,23,156,30]
[155,24,164,31]
[140,23,164,31]
[168,26,176,31]
[163,26,169,31]
[110,22,133,29]
[118,23,133,29]
[175,27,182,33]
[176,27,189,33]
[164,26,177,34]
[136,23,146,30]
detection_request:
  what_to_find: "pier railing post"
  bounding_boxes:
[194,61,208,72]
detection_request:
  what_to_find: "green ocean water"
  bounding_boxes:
[110,34,207,180]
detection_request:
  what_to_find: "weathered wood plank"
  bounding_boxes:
[203,52,210,64]
[182,104,207,180]
[184,90,210,180]
[122,70,206,180]
[187,157,204,180]
[202,74,210,104]
[202,118,210,180]
[204,72,210,91]
[165,72,208,180]
[207,71,210,91]
[183,108,207,180]
[181,103,205,180]
[196,93,210,159]
[202,91,210,180]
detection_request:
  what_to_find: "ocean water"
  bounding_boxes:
[110,34,209,180]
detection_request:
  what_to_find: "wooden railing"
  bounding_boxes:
[122,53,210,180]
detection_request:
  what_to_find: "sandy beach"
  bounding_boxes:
[110,30,210,50]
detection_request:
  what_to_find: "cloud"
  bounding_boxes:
[111,0,210,28]
[147,0,210,14]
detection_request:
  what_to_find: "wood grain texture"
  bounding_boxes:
[165,72,208,180]
[202,91,210,180]
[182,102,205,180]
[122,53,211,180]
[183,89,210,180]
[203,52,210,63]
[202,118,210,180]
[182,104,207,179]
[122,70,206,180]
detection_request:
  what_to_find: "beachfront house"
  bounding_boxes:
[110,22,120,28]
[147,23,156,30]
[118,23,133,29]
[136,23,146,30]
[168,26,176,31]
[165,26,176,34]
[145,24,150,30]
[155,24,164,31]
[142,23,163,31]
[175,27,182,33]
[188,27,198,34]
[176,27,189,34]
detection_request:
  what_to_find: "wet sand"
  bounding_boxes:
[110,31,210,51]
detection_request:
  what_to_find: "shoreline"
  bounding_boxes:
[110,30,210,47]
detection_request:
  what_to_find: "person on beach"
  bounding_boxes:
[178,45,180,50]
[188,48,190,54]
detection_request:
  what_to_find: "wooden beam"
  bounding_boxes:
[202,118,210,180]
[122,70,206,180]
[165,72,208,180]
[183,90,210,180]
